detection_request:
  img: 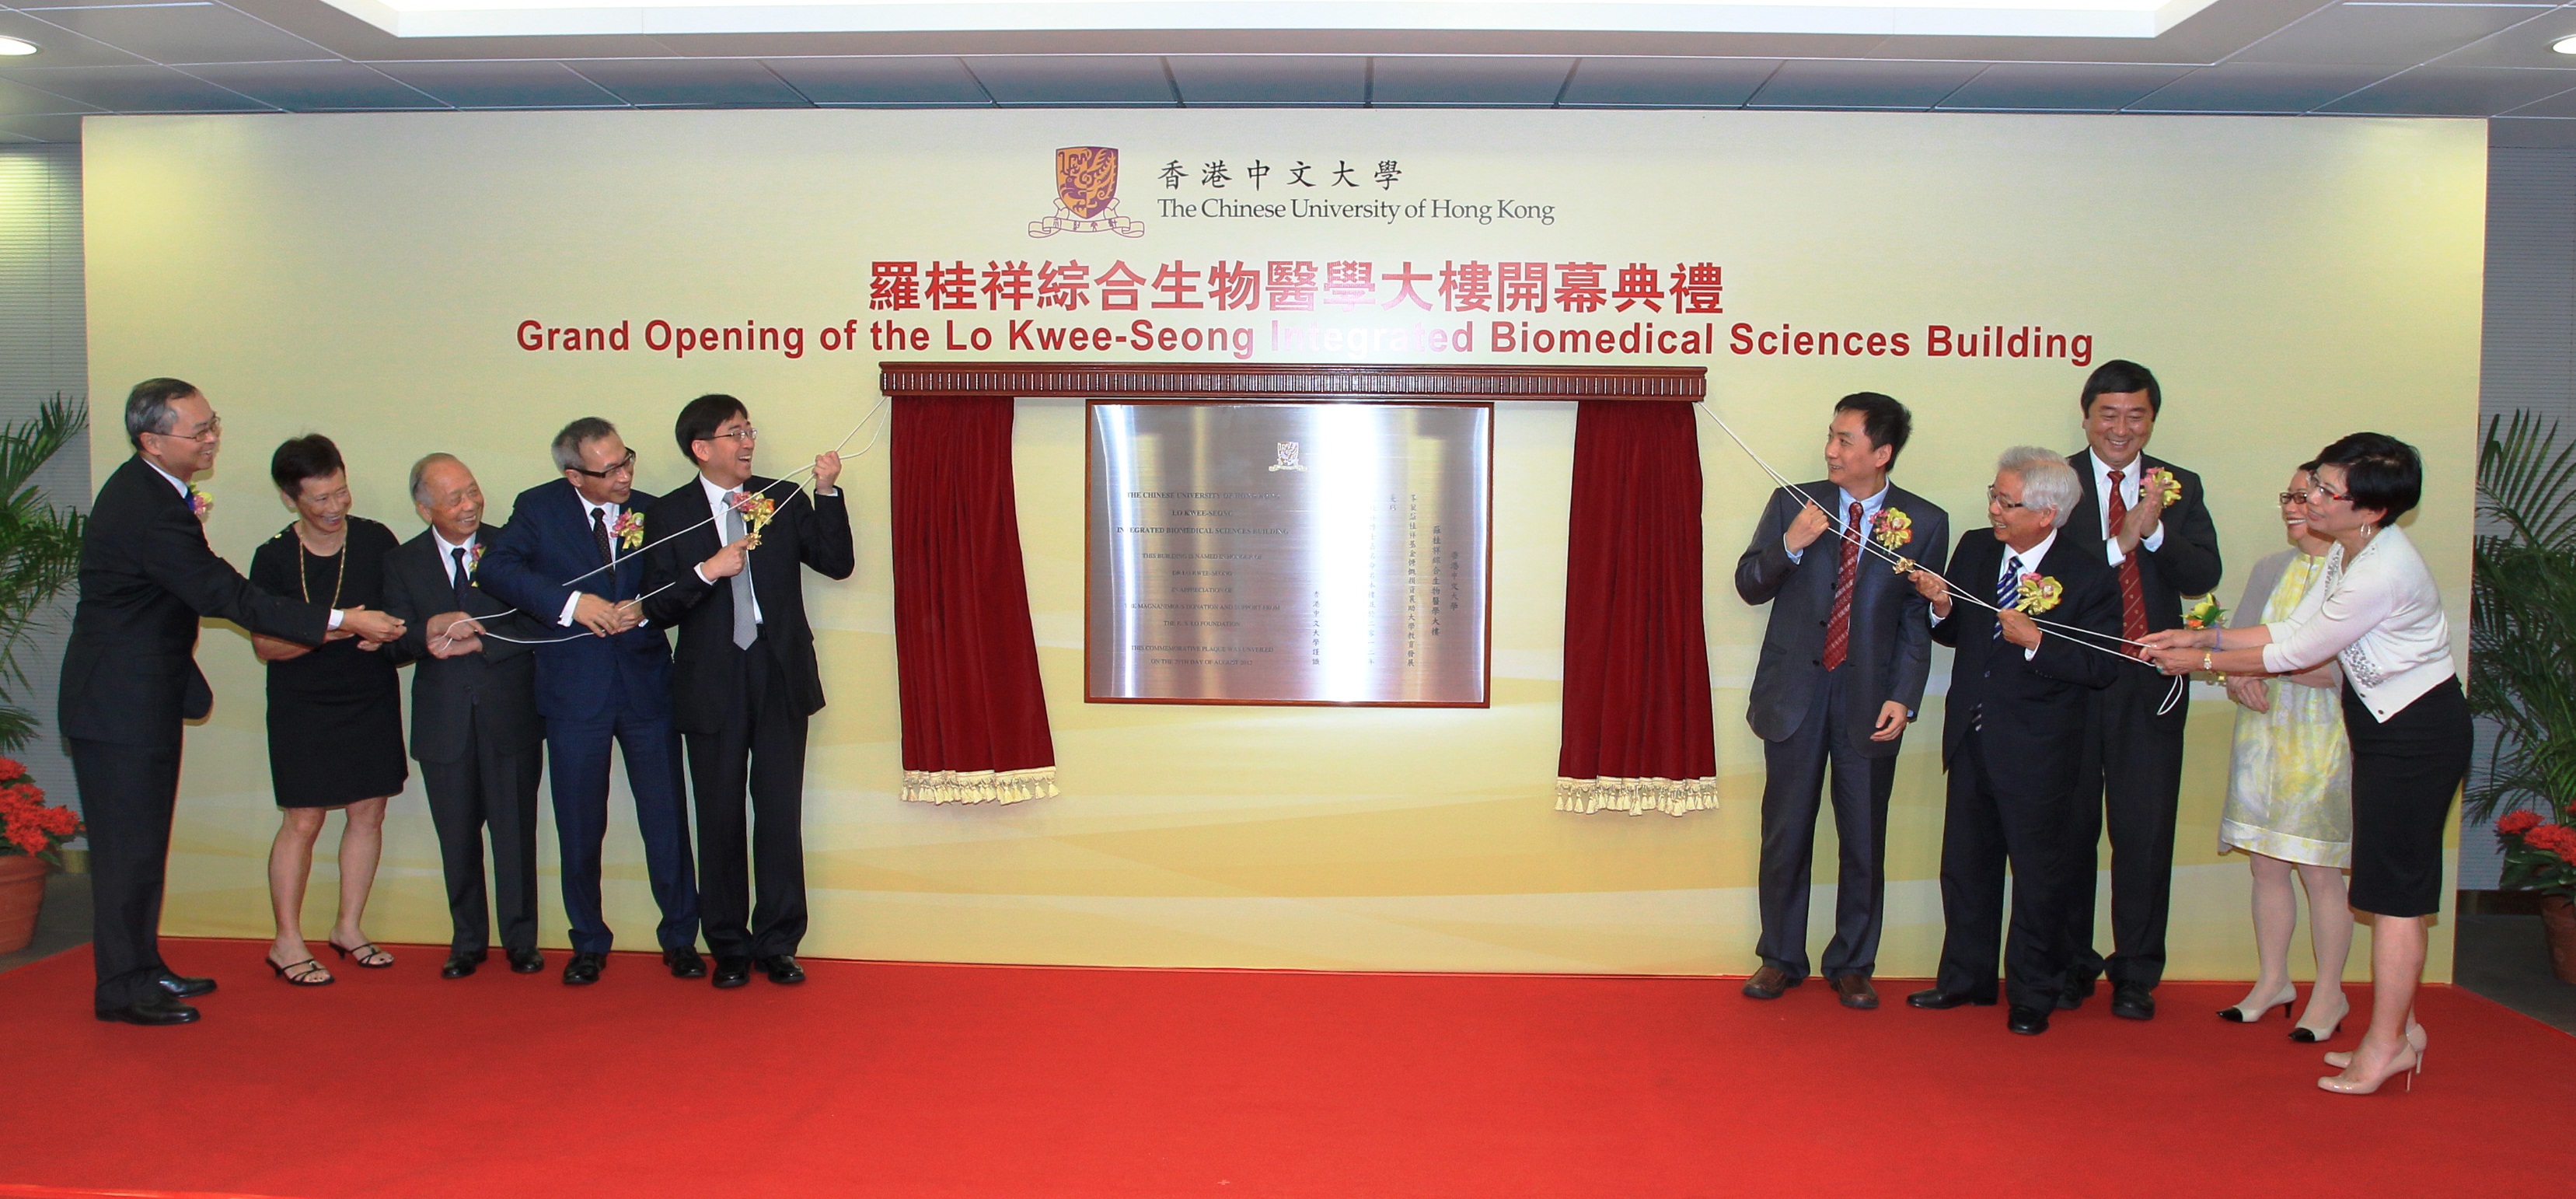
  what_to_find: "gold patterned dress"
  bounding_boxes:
[2221,551,2353,867]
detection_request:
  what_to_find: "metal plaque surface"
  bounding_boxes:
[1087,401,1491,705]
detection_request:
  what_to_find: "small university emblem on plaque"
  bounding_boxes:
[1268,442,1306,472]
[1029,146,1144,239]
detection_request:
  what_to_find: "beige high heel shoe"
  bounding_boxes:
[2324,1023,2426,1071]
[2317,1041,2421,1095]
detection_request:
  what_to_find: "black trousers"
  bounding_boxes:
[68,738,183,1010]
[682,639,810,959]
[1934,730,2074,1012]
[1754,665,1897,981]
[419,720,543,956]
[2067,664,2187,989]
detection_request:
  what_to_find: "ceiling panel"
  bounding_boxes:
[1747,58,1984,107]
[1558,57,1779,107]
[764,56,991,105]
[2491,114,2576,143]
[186,59,442,107]
[1370,56,1572,105]
[1166,55,1368,106]
[0,73,103,116]
[0,63,268,110]
[0,113,82,142]
[963,54,1174,105]
[1869,0,2320,63]
[20,2,337,65]
[2430,10,2576,66]
[1937,61,2195,109]
[2228,2,2549,66]
[2500,79,2576,114]
[2319,62,2576,112]
[0,10,147,68]
[371,59,625,107]
[568,58,810,106]
[2127,61,2394,109]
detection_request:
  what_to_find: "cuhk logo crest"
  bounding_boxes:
[1030,146,1144,239]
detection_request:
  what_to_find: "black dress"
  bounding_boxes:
[250,518,410,809]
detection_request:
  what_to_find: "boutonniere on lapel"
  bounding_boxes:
[469,542,487,578]
[2015,573,2064,615]
[186,485,212,523]
[2143,465,2183,507]
[729,491,777,550]
[2181,596,2225,630]
[1871,507,1914,566]
[611,511,645,551]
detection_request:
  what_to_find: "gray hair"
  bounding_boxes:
[409,453,463,506]
[124,377,199,449]
[1996,446,2081,530]
[550,417,618,471]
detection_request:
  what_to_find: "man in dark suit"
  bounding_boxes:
[381,453,550,980]
[2060,360,2223,1020]
[641,396,853,988]
[478,418,701,986]
[1904,447,2124,1035]
[1733,393,1948,1011]
[59,378,403,1024]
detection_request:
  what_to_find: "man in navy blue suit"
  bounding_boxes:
[479,418,702,984]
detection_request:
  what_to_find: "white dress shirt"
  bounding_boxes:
[557,498,627,627]
[434,529,478,587]
[693,475,763,627]
[1783,481,1890,566]
[1934,530,2056,661]
[2090,453,2166,567]
[2261,523,2454,722]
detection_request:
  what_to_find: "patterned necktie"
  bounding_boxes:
[1994,554,2021,642]
[591,505,614,568]
[2104,469,2151,656]
[451,547,473,615]
[1820,500,1862,672]
[724,492,756,650]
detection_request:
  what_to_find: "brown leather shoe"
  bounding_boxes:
[1831,974,1880,1010]
[1740,965,1799,1000]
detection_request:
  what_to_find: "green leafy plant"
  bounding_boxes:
[2468,410,2576,836]
[0,395,89,752]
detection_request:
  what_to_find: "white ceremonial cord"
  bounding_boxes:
[1691,400,2188,716]
[429,582,679,649]
[553,398,888,591]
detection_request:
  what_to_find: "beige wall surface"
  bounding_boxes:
[82,109,2483,981]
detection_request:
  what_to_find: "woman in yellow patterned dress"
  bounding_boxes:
[2215,464,2353,1040]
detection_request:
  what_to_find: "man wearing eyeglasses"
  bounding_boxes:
[639,395,851,988]
[479,417,703,986]
[61,378,406,1024]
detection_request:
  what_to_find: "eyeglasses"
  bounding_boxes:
[2277,491,2305,506]
[569,449,637,479]
[151,417,222,443]
[1986,488,2030,511]
[710,427,757,442]
[2305,481,2351,503]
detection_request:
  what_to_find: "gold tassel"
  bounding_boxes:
[1554,775,1720,817]
[902,766,1059,806]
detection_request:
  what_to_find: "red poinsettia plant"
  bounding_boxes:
[2495,809,2576,900]
[0,757,80,868]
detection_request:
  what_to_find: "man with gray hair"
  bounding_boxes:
[1901,446,2124,1035]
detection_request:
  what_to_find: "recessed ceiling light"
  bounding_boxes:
[0,36,39,56]
[2556,34,2576,55]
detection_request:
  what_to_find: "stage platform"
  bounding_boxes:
[3,939,2571,1197]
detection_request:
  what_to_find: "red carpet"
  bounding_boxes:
[4,939,2572,1197]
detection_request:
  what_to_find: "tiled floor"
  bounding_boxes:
[4,876,2571,1032]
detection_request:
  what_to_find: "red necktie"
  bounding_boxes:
[2105,470,2150,656]
[1820,501,1862,672]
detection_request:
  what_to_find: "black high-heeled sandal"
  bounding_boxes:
[268,956,333,986]
[328,939,394,969]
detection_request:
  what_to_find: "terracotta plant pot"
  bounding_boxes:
[2544,894,2576,987]
[0,854,47,955]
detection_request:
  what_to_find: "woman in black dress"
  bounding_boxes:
[250,435,410,984]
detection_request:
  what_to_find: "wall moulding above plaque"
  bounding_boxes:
[878,362,1705,401]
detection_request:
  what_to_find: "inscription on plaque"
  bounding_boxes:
[1087,401,1492,705]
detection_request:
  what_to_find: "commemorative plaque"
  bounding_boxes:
[1087,401,1492,706]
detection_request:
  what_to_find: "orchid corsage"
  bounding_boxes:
[730,491,778,548]
[2014,573,2064,615]
[611,511,645,551]
[2181,596,2225,630]
[186,485,212,523]
[2144,465,2183,507]
[1871,507,1914,558]
[469,542,487,578]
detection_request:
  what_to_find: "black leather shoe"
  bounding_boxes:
[2058,972,2096,1010]
[155,973,217,999]
[2110,983,2155,1021]
[96,993,201,1026]
[441,950,486,979]
[712,956,753,989]
[507,948,544,974]
[663,946,707,979]
[1906,988,1997,1010]
[2007,1005,2051,1036]
[757,954,805,984]
[562,952,606,986]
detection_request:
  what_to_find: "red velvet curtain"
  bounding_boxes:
[890,396,1059,804]
[1557,400,1717,816]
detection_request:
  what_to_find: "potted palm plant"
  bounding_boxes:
[2469,410,2576,983]
[0,395,90,953]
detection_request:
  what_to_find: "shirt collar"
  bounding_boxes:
[1835,481,1890,521]
[2000,530,2059,575]
[141,457,191,497]
[2093,452,2145,496]
[700,474,745,507]
[432,527,477,559]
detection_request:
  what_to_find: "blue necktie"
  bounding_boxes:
[1993,554,2020,642]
